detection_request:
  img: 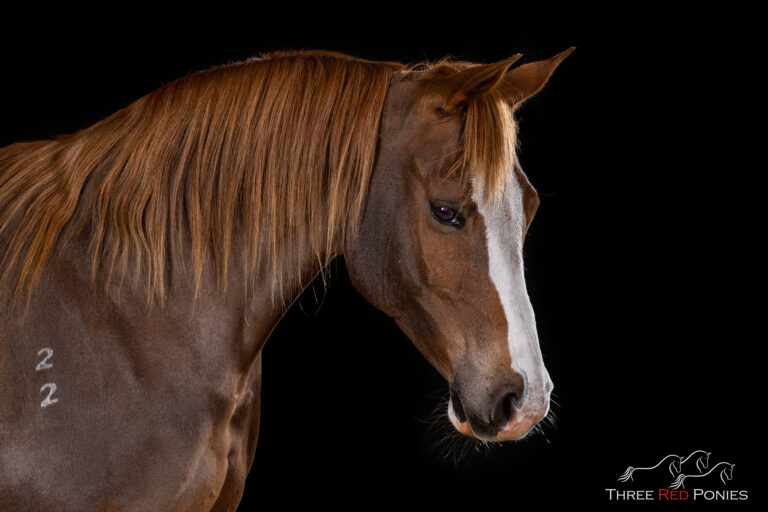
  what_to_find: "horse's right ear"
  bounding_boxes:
[437,54,523,113]
[499,47,575,108]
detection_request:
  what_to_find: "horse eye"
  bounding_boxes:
[433,204,455,221]
[430,202,464,228]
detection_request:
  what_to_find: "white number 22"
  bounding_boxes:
[35,348,59,408]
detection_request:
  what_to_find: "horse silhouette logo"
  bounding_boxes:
[610,450,747,502]
[669,462,734,490]
[618,450,736,490]
[617,453,685,482]
[680,450,711,474]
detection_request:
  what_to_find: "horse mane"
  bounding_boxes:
[0,50,518,306]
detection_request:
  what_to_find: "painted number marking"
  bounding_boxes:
[40,383,59,408]
[36,348,54,371]
[35,348,59,408]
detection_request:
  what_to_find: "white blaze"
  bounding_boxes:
[472,178,552,416]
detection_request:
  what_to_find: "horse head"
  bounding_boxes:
[671,456,684,475]
[345,49,572,441]
[721,463,735,484]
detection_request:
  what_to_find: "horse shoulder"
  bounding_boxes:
[0,244,264,511]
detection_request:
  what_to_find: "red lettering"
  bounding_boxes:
[659,489,690,500]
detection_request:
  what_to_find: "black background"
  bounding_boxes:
[1,8,762,509]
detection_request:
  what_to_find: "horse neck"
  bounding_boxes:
[238,233,338,347]
[700,461,730,477]
[45,189,338,361]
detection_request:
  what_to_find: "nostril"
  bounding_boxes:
[501,393,514,424]
[496,391,521,428]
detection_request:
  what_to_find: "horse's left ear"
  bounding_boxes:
[500,47,575,108]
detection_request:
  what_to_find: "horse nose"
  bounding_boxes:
[454,372,527,439]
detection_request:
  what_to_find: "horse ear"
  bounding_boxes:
[500,47,575,108]
[440,54,523,112]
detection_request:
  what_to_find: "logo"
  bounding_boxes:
[605,449,749,502]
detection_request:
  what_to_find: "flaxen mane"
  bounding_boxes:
[0,50,518,306]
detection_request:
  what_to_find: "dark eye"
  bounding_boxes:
[433,204,456,221]
[430,202,465,228]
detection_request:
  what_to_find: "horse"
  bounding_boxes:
[669,462,735,490]
[680,449,711,474]
[617,453,684,482]
[0,48,572,511]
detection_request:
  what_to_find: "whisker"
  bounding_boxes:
[419,390,502,466]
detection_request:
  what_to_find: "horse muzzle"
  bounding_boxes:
[447,374,552,442]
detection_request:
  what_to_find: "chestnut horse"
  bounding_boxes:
[0,49,571,511]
